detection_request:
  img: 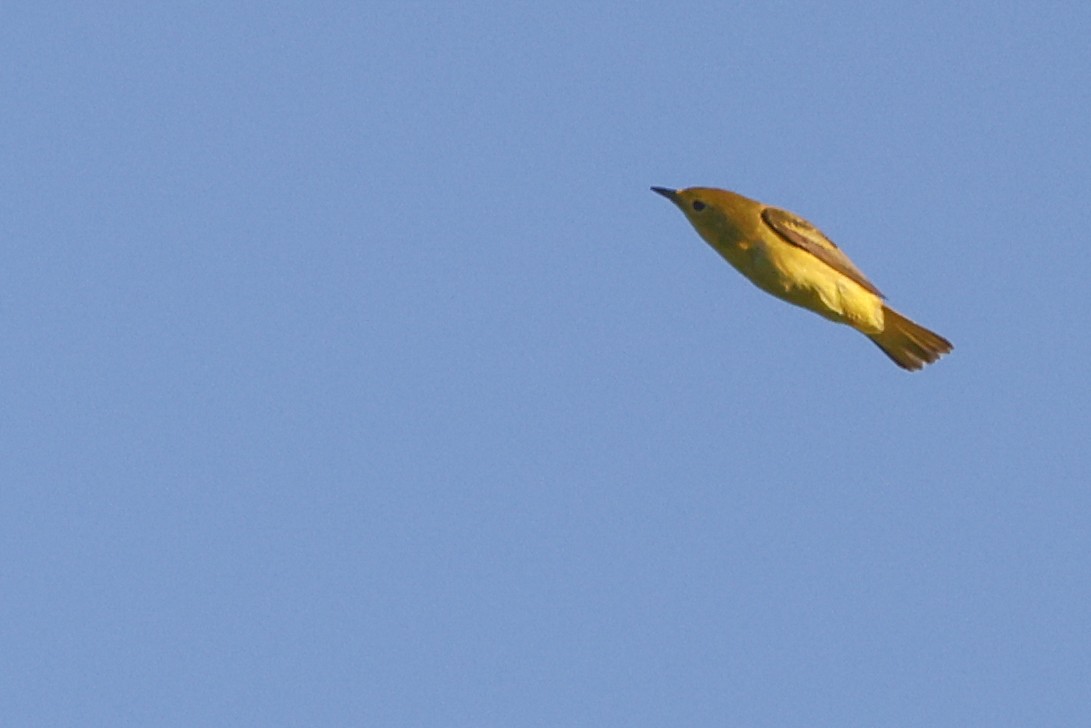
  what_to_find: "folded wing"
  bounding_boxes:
[761,206,884,298]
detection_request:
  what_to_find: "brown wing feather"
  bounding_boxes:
[761,206,884,298]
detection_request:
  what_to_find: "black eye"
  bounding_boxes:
[692,200,706,212]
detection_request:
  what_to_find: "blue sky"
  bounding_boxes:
[3,3,1090,726]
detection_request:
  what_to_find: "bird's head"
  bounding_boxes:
[651,186,756,244]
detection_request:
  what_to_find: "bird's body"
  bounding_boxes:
[652,186,952,370]
[731,220,885,333]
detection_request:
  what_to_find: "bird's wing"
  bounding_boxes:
[761,206,884,298]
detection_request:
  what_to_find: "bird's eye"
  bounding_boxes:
[692,200,706,212]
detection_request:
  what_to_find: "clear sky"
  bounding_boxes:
[4,3,1090,726]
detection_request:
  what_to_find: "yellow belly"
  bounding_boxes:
[721,239,885,334]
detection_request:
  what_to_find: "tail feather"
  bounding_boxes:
[869,306,953,371]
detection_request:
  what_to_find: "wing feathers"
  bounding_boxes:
[761,206,884,298]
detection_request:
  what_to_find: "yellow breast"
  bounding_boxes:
[724,235,885,334]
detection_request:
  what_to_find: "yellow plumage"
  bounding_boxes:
[652,186,952,370]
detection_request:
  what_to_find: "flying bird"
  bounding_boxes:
[652,186,952,370]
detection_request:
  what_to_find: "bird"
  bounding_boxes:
[652,186,952,370]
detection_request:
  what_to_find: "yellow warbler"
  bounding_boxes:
[652,186,952,370]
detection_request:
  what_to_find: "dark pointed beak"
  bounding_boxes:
[651,186,678,202]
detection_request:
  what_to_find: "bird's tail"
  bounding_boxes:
[868,305,953,371]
